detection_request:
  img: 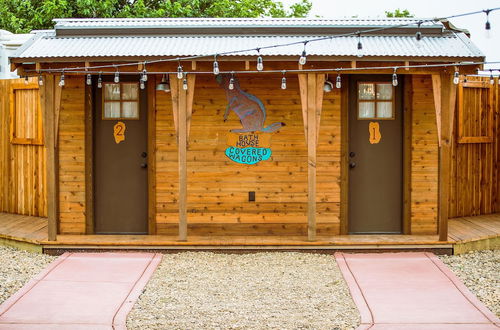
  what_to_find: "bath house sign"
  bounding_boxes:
[217,74,285,165]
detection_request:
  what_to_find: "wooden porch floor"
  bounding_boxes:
[0,212,498,252]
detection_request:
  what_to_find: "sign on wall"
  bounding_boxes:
[216,74,285,165]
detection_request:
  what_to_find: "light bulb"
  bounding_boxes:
[114,72,119,83]
[24,76,29,84]
[213,61,219,75]
[336,75,341,89]
[86,74,92,86]
[142,69,148,82]
[59,74,65,87]
[140,80,145,90]
[182,78,188,90]
[177,65,183,79]
[38,75,43,86]
[357,41,363,58]
[453,71,460,85]
[299,50,307,65]
[490,75,495,85]
[229,77,235,90]
[392,72,398,87]
[256,55,264,71]
[485,19,491,38]
[281,77,287,90]
[97,75,102,89]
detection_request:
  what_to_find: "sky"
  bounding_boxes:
[284,0,500,70]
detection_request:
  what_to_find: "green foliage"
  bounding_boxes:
[0,0,312,33]
[385,9,414,18]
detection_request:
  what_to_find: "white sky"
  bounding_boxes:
[284,0,500,70]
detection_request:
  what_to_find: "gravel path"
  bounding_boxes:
[0,246,56,305]
[127,252,360,330]
[440,249,499,317]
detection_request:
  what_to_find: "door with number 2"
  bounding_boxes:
[94,79,148,234]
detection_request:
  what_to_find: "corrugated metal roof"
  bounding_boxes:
[14,33,483,59]
[54,17,442,29]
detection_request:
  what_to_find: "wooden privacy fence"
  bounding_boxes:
[449,76,500,218]
[0,77,46,217]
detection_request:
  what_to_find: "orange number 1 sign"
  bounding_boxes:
[369,122,381,144]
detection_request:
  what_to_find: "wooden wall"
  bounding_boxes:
[155,75,342,236]
[0,78,46,217]
[57,76,86,234]
[411,75,439,234]
[449,76,500,218]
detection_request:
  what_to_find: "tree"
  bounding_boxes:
[385,9,414,18]
[0,0,312,33]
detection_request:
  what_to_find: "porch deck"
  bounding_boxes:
[0,212,498,254]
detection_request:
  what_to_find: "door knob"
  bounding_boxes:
[349,162,356,169]
[141,152,147,158]
[349,152,356,158]
[140,163,148,168]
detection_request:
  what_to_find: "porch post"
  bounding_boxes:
[298,73,325,241]
[40,75,61,241]
[170,74,195,241]
[432,73,457,241]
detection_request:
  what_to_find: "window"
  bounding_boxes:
[358,82,395,120]
[10,83,43,145]
[102,82,139,119]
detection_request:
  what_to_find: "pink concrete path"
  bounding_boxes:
[0,252,162,330]
[336,252,500,330]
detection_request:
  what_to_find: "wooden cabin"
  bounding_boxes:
[3,18,499,247]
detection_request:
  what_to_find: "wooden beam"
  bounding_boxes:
[432,73,457,241]
[169,74,196,241]
[403,75,413,235]
[54,77,62,148]
[147,77,157,235]
[340,77,350,235]
[298,73,324,241]
[84,81,94,234]
[40,75,59,241]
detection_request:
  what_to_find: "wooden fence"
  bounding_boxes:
[0,77,46,217]
[449,76,500,218]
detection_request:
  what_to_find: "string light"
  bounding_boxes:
[323,74,333,92]
[114,69,120,83]
[140,77,145,90]
[392,68,398,86]
[256,49,264,71]
[453,69,460,84]
[86,73,92,86]
[59,71,65,87]
[229,72,235,90]
[142,62,148,82]
[213,55,220,75]
[177,60,184,79]
[38,75,43,86]
[97,72,102,88]
[299,42,308,65]
[336,71,342,89]
[24,76,29,84]
[415,21,423,41]
[489,70,495,84]
[356,32,363,58]
[463,75,468,83]
[484,9,491,38]
[281,71,287,89]
[182,74,188,90]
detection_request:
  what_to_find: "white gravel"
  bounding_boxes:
[0,246,56,305]
[127,252,360,330]
[440,249,499,317]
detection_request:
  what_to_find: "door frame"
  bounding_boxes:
[84,76,156,234]
[339,74,412,235]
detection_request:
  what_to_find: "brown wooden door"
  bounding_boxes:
[348,75,403,233]
[94,80,148,234]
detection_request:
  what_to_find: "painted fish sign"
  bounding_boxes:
[216,74,285,165]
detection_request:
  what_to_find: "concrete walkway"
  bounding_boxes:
[336,252,500,329]
[0,252,161,330]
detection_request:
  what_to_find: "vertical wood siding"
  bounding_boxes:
[449,76,500,217]
[411,75,439,234]
[57,76,86,234]
[0,78,46,217]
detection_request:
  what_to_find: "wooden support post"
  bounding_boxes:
[40,75,60,241]
[84,81,94,234]
[432,73,457,241]
[147,77,157,235]
[298,73,325,241]
[169,74,196,241]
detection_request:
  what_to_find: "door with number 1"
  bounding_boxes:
[94,79,148,234]
[348,75,403,234]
